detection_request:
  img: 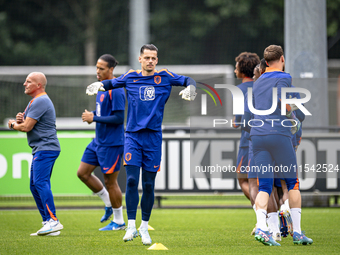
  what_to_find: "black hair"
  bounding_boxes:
[98,54,119,68]
[140,44,158,55]
[235,52,260,78]
[259,58,268,73]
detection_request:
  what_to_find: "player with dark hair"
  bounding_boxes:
[233,52,260,202]
[139,44,159,54]
[8,72,63,236]
[77,54,126,231]
[253,64,261,81]
[251,45,312,246]
[86,44,197,245]
[259,58,268,75]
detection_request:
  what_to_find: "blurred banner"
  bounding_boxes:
[0,131,339,195]
[0,131,93,195]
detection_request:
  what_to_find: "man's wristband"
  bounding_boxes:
[11,122,15,129]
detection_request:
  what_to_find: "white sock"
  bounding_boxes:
[112,206,124,224]
[280,204,285,212]
[284,199,290,212]
[291,208,301,234]
[256,209,268,231]
[253,204,256,213]
[128,219,136,228]
[275,211,280,233]
[267,212,280,234]
[140,220,149,229]
[95,187,111,207]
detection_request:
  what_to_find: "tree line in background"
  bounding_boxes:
[0,0,339,66]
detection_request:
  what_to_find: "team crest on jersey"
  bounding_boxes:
[154,75,161,84]
[96,102,101,116]
[125,152,132,162]
[139,86,155,101]
[100,94,105,102]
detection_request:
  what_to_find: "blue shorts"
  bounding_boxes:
[81,140,123,174]
[237,147,249,175]
[274,178,282,188]
[124,130,162,172]
[252,135,299,195]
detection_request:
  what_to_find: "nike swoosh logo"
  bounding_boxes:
[34,157,38,160]
[154,165,159,168]
[103,167,109,170]
[133,79,140,82]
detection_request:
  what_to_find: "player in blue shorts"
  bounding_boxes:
[245,63,303,241]
[243,91,279,239]
[245,65,281,239]
[233,52,260,201]
[244,87,304,241]
[250,45,312,246]
[86,44,197,245]
[77,54,126,231]
[8,72,63,236]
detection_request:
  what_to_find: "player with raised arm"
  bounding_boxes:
[232,52,260,201]
[86,44,196,245]
[77,54,126,231]
[250,45,312,246]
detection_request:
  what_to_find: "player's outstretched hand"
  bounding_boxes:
[288,112,301,135]
[286,103,299,117]
[179,85,197,101]
[286,96,299,117]
[86,82,105,96]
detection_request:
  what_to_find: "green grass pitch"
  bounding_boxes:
[1,208,340,254]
